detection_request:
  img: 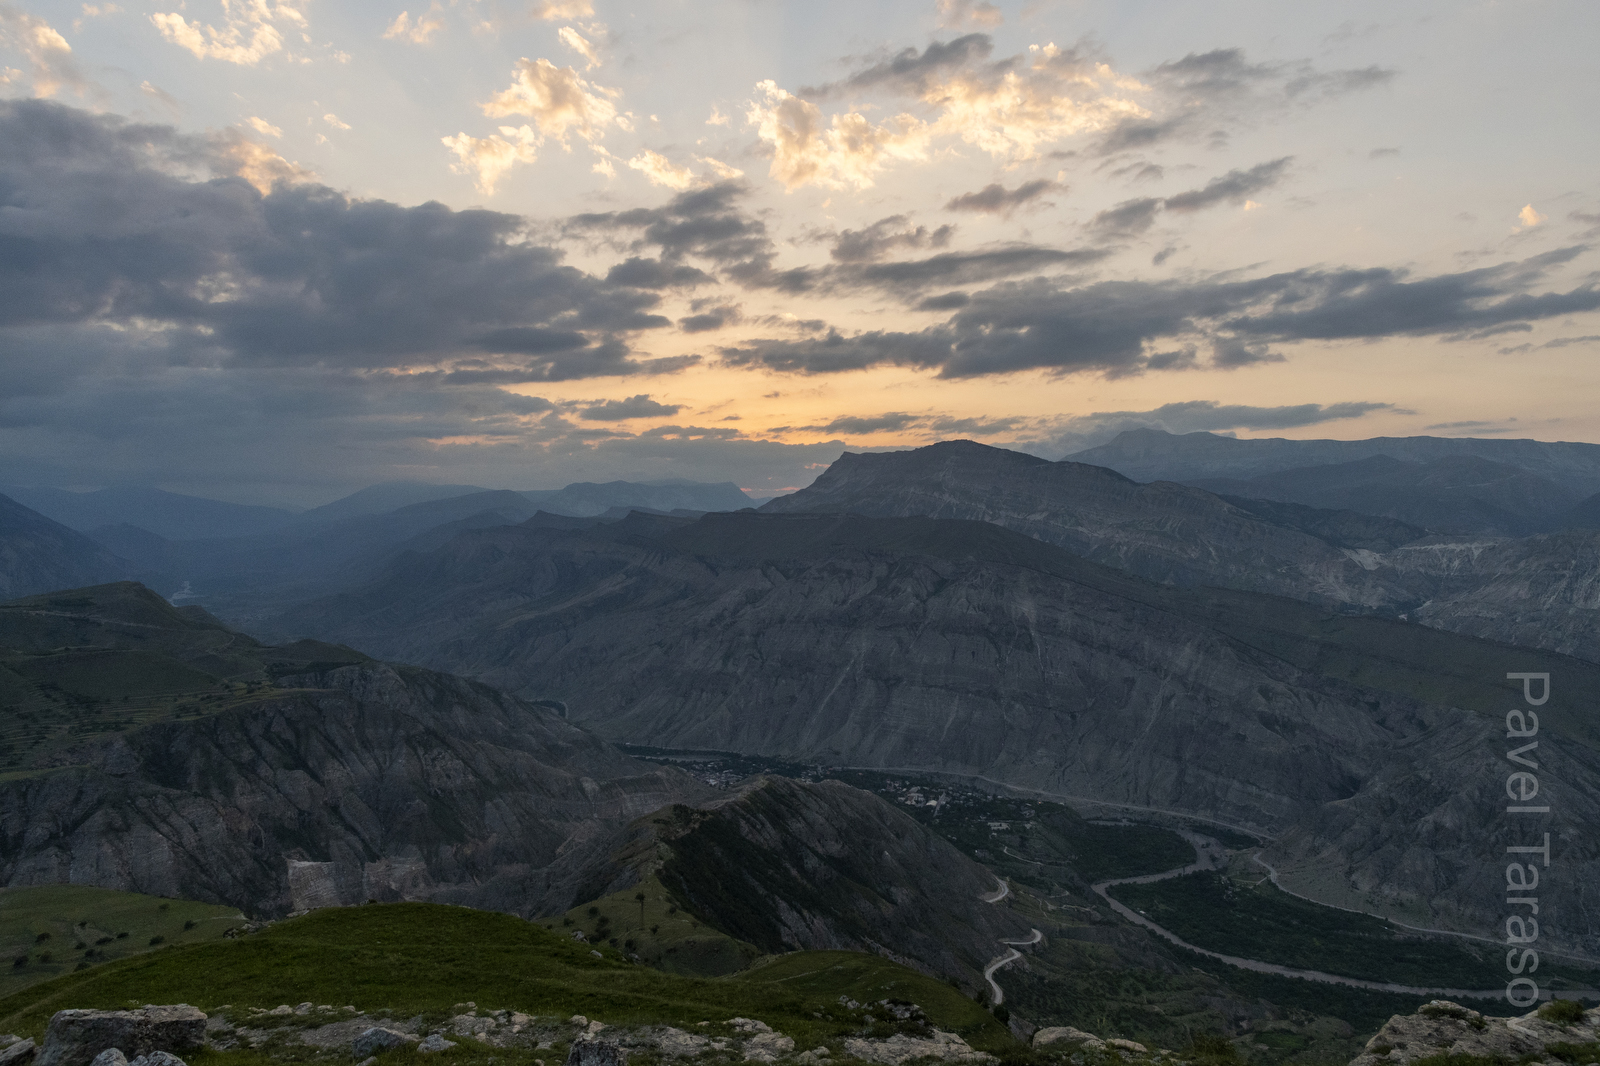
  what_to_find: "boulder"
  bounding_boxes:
[87,1053,125,1066]
[563,1042,626,1066]
[1033,1027,1105,1050]
[0,1040,36,1066]
[350,1029,414,1059]
[842,1031,994,1065]
[130,1053,187,1066]
[417,1036,457,1054]
[36,1007,206,1066]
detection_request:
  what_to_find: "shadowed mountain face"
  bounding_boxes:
[1187,454,1582,536]
[758,440,1421,609]
[270,510,1600,950]
[2,485,297,541]
[0,582,710,919]
[0,494,135,601]
[587,775,1033,994]
[1067,428,1600,494]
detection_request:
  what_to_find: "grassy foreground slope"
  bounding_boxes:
[0,902,1011,1052]
[0,886,247,999]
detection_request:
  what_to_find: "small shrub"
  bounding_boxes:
[75,961,90,971]
[1189,1034,1241,1064]
[34,932,50,943]
[184,920,196,931]
[11,956,25,968]
[562,918,573,927]
[36,953,51,963]
[95,937,112,946]
[1541,1001,1587,1026]
[74,942,86,950]
[649,925,659,935]
[148,935,165,946]
[586,907,600,918]
[1546,1042,1600,1065]
[991,1005,1009,1023]
[115,932,129,939]
[158,903,170,911]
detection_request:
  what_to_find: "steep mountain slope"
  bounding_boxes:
[271,511,1600,950]
[2,485,297,540]
[758,440,1418,608]
[520,480,755,516]
[0,582,709,918]
[1067,428,1600,493]
[0,494,133,600]
[585,775,1034,993]
[1188,455,1581,535]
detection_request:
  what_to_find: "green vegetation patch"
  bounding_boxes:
[0,885,247,998]
[1108,872,1491,987]
[1546,1043,1600,1065]
[536,876,760,977]
[0,903,1012,1053]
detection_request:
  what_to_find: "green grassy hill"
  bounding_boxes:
[0,902,1011,1054]
[0,885,247,999]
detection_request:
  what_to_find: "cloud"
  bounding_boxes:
[323,112,351,131]
[1088,157,1291,234]
[442,126,540,193]
[246,116,283,138]
[1094,47,1393,156]
[481,57,620,141]
[149,0,308,66]
[679,303,741,333]
[529,0,592,18]
[831,215,954,262]
[627,149,696,189]
[935,0,1002,29]
[846,245,1106,293]
[746,80,931,191]
[383,4,443,44]
[604,257,713,289]
[1162,157,1290,211]
[567,180,779,279]
[719,249,1600,379]
[580,394,683,421]
[0,99,684,390]
[697,155,743,180]
[558,26,599,68]
[802,412,922,434]
[1048,399,1398,454]
[944,179,1062,215]
[0,3,91,97]
[1518,204,1545,228]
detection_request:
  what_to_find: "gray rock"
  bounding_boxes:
[0,1040,37,1066]
[563,1042,626,1066]
[1348,1001,1600,1066]
[842,1031,994,1065]
[350,1029,415,1059]
[417,1036,457,1054]
[87,1052,124,1066]
[128,1053,187,1066]
[37,1007,206,1066]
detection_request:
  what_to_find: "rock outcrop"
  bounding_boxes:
[1349,999,1600,1066]
[35,1006,205,1066]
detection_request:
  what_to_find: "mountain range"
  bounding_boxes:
[268,508,1600,954]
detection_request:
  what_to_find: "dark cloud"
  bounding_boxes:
[1045,399,1399,455]
[1089,197,1163,236]
[917,292,970,311]
[718,250,1600,379]
[1097,48,1394,156]
[832,215,954,262]
[0,99,677,383]
[800,413,922,435]
[943,180,1062,215]
[604,257,714,288]
[811,34,996,96]
[580,395,684,421]
[850,246,1105,292]
[1088,158,1291,235]
[679,304,742,333]
[1162,157,1291,211]
[568,180,777,275]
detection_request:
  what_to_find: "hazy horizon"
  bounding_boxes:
[3,0,1597,506]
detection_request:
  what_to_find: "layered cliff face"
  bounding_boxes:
[0,660,709,918]
[274,509,1600,948]
[757,441,1419,610]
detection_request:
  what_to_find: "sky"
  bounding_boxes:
[1,0,1597,506]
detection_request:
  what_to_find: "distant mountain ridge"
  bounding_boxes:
[1067,428,1600,492]
[2,485,299,541]
[0,493,135,600]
